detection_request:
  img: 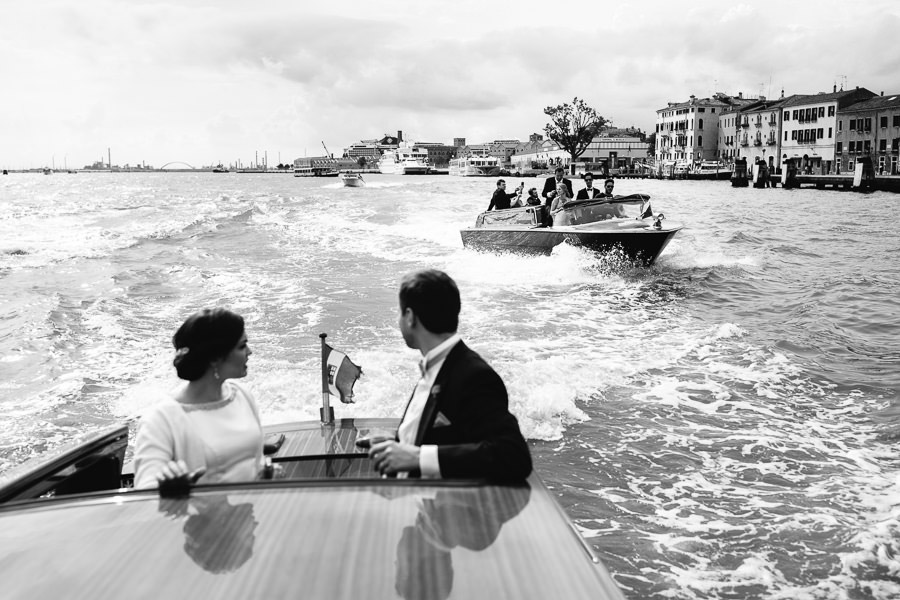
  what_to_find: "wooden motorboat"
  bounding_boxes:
[0,406,626,599]
[460,195,682,265]
[340,172,366,187]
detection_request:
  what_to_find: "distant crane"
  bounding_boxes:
[321,141,331,158]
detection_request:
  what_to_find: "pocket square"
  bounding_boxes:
[433,411,452,428]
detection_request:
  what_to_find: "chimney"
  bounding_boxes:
[738,92,743,99]
[397,130,403,142]
[881,91,884,96]
[834,84,837,93]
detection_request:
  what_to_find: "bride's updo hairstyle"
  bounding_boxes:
[172,308,245,381]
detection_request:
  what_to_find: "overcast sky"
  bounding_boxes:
[3,0,898,169]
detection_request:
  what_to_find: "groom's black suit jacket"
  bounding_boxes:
[404,341,532,482]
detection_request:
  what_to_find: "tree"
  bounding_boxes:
[543,97,607,172]
[646,132,656,158]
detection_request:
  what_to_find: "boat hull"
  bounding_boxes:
[460,222,682,265]
[341,175,365,187]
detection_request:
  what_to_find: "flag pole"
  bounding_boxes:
[319,333,334,425]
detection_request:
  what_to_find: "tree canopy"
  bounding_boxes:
[543,98,607,169]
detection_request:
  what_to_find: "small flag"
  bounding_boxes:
[321,338,362,404]
[640,202,653,219]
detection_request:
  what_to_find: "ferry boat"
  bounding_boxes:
[0,400,626,600]
[449,155,501,177]
[293,166,340,177]
[378,144,430,175]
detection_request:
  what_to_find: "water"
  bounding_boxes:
[2,172,899,598]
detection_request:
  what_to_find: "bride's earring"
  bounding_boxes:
[213,365,220,380]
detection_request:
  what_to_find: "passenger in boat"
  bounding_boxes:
[600,178,626,217]
[540,166,573,206]
[524,187,541,205]
[541,167,573,226]
[368,269,532,482]
[549,182,575,226]
[575,172,602,200]
[486,179,523,211]
[134,308,265,489]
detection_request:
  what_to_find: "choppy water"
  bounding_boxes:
[1,172,899,599]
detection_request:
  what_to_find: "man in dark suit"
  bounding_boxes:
[486,179,522,211]
[575,172,602,200]
[540,166,573,206]
[540,166,573,226]
[369,269,532,482]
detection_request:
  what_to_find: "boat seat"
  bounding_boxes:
[0,424,128,502]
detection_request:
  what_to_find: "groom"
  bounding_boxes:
[369,269,532,482]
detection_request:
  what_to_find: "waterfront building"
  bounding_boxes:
[834,91,900,175]
[780,87,876,174]
[508,129,649,174]
[415,142,458,168]
[719,95,794,170]
[656,93,757,164]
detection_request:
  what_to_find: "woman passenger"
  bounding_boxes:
[134,308,265,489]
[549,182,573,226]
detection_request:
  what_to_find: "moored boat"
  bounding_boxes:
[686,161,730,180]
[460,194,682,265]
[449,155,501,177]
[340,172,366,187]
[0,405,626,599]
[379,144,430,175]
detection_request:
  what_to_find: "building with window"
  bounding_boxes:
[509,129,649,174]
[656,93,757,164]
[414,142,458,167]
[718,96,794,170]
[834,91,900,175]
[780,87,875,174]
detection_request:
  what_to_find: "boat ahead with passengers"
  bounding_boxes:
[0,398,626,600]
[460,194,682,265]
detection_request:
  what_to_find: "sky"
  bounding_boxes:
[2,0,899,170]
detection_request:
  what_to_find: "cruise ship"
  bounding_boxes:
[449,155,501,177]
[378,144,430,175]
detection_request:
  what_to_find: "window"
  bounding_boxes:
[882,116,889,128]
[849,141,856,153]
[838,120,843,132]
[894,115,900,127]
[699,108,706,113]
[784,131,788,141]
[699,119,704,129]
[828,127,832,138]
[836,158,841,172]
[711,108,716,113]
[864,140,871,152]
[784,110,790,121]
[793,110,799,120]
[698,135,703,146]
[850,119,857,130]
[836,141,843,154]
[791,130,797,140]
[880,139,887,151]
[817,128,823,139]
[819,107,825,118]
[894,139,900,152]
[864,118,872,131]
[828,106,835,116]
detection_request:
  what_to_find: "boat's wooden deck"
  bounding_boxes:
[264,417,398,480]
